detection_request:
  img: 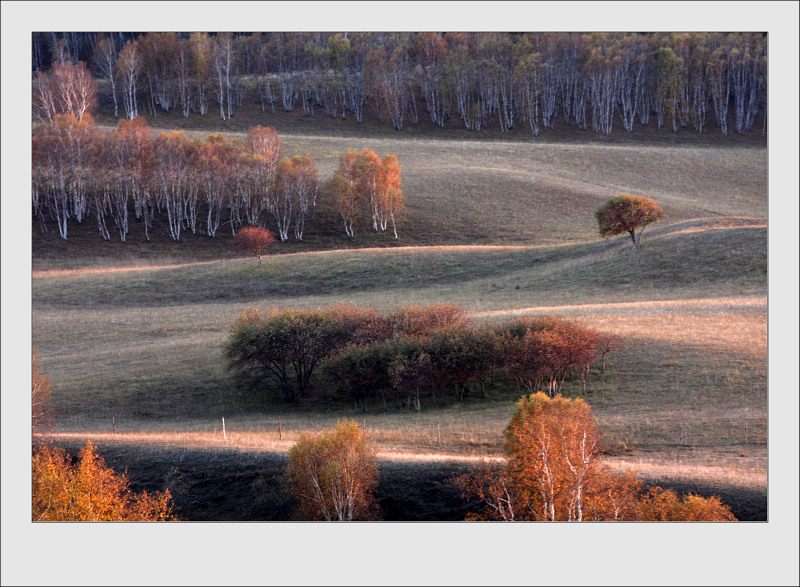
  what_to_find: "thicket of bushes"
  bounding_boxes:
[32,441,176,521]
[225,302,617,411]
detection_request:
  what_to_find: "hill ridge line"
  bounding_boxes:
[32,217,765,279]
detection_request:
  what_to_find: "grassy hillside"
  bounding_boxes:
[32,217,767,519]
[32,118,767,271]
[30,108,768,520]
[33,218,766,309]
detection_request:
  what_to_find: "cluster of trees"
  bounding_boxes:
[33,32,767,136]
[225,303,617,412]
[281,399,735,522]
[456,393,737,521]
[325,149,404,239]
[31,115,404,242]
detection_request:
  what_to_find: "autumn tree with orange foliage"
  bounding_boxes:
[501,316,603,397]
[456,393,737,521]
[376,154,404,238]
[286,421,379,521]
[273,154,319,242]
[325,148,405,238]
[233,226,277,263]
[504,393,606,520]
[324,152,361,238]
[32,441,176,521]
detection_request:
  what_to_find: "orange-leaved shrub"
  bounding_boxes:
[32,441,176,521]
[233,226,277,263]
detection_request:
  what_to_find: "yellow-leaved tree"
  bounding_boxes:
[457,393,737,521]
[286,421,379,521]
[32,441,176,521]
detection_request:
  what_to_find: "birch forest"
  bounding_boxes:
[33,31,767,136]
[31,31,766,242]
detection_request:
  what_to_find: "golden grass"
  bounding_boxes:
[38,427,764,491]
[475,296,766,320]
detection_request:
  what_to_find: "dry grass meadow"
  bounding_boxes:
[31,103,768,520]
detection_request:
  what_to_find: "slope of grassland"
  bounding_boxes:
[32,216,768,519]
[33,218,766,310]
[32,124,767,271]
[30,110,768,520]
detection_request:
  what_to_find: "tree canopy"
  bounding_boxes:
[285,421,379,521]
[456,393,737,521]
[595,193,665,246]
[233,226,276,263]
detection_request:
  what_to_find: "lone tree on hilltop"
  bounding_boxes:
[233,226,277,263]
[595,194,665,247]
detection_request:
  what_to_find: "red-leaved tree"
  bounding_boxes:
[233,226,277,263]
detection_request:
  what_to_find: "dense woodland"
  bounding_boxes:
[33,31,767,136]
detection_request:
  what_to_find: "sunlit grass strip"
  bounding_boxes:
[40,431,505,464]
[41,431,764,490]
[474,296,767,318]
[603,456,767,490]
